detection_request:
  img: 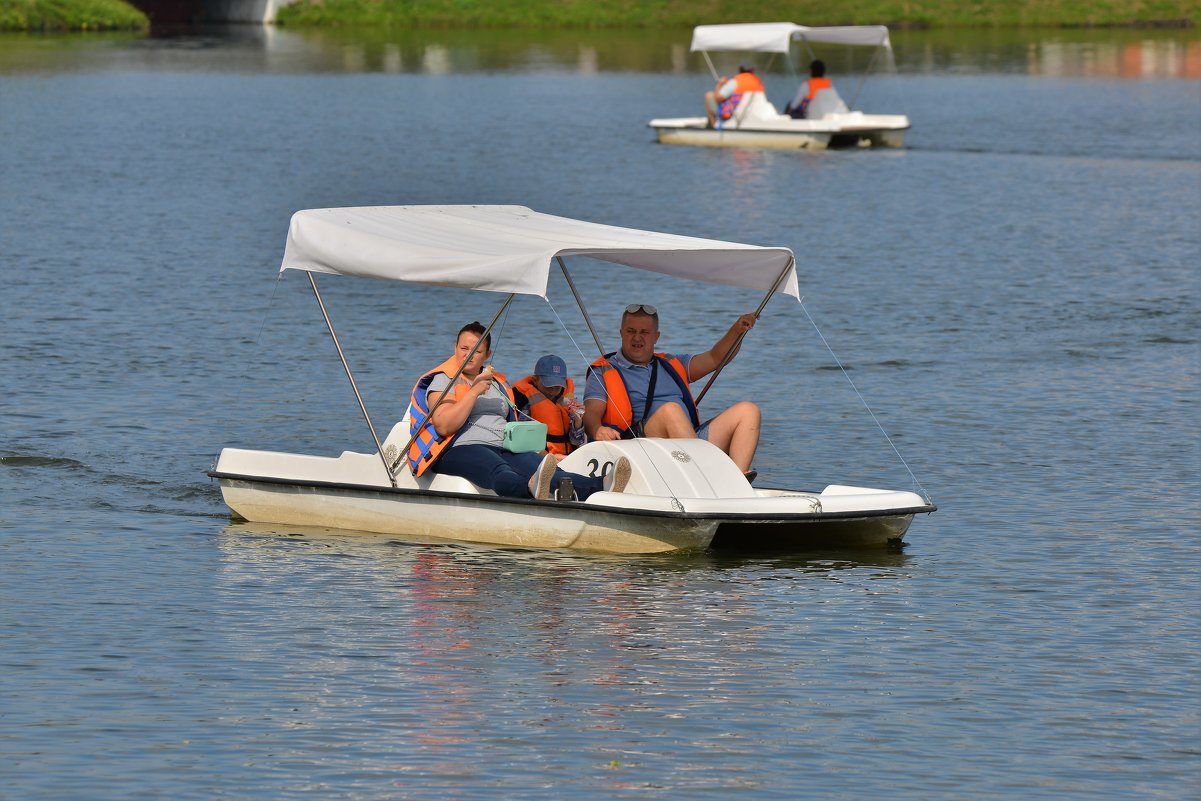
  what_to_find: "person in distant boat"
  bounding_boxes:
[512,354,586,457]
[785,59,832,119]
[408,322,629,500]
[704,62,766,128]
[583,304,761,481]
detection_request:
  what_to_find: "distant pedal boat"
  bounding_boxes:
[208,206,935,554]
[649,23,910,150]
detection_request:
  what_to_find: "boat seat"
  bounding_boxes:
[382,416,497,495]
[806,87,850,119]
[723,91,781,128]
[377,419,413,476]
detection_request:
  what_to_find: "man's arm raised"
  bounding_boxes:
[686,313,759,382]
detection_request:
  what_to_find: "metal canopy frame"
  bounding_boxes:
[305,254,796,479]
[697,30,894,113]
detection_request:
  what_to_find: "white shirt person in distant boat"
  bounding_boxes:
[582,304,761,480]
[784,59,840,119]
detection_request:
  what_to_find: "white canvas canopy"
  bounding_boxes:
[281,205,799,300]
[690,23,892,54]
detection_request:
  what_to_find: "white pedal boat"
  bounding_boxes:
[208,205,935,554]
[649,23,910,150]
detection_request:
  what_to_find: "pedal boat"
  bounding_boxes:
[649,23,910,150]
[208,206,935,554]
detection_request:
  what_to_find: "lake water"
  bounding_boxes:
[1,25,1199,801]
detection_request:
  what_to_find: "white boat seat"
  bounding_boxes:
[723,91,782,128]
[378,419,412,475]
[806,86,850,119]
[382,416,497,495]
[426,473,496,495]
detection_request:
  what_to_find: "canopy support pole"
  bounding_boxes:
[694,257,795,406]
[800,38,817,66]
[701,50,719,82]
[847,45,883,111]
[388,294,516,475]
[557,256,607,356]
[308,272,395,488]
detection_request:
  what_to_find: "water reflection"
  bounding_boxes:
[217,520,911,571]
[213,520,918,789]
[1,25,1197,78]
[1030,38,1201,77]
[896,29,1201,78]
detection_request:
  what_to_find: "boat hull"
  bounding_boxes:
[209,438,933,555]
[218,476,714,553]
[212,474,924,555]
[710,513,912,550]
[648,114,909,150]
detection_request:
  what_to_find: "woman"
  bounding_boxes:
[407,322,630,500]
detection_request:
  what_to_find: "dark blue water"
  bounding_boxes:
[2,27,1199,800]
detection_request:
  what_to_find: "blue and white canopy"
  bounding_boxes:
[690,23,892,54]
[281,205,798,300]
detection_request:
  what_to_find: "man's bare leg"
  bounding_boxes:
[701,401,760,473]
[643,402,697,438]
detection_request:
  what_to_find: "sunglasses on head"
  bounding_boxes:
[624,303,657,316]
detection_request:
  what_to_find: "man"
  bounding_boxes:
[512,354,586,456]
[582,304,761,479]
[704,62,766,128]
[784,59,833,119]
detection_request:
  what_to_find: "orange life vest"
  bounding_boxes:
[587,352,699,439]
[805,76,833,101]
[718,71,767,120]
[407,357,516,476]
[512,375,577,456]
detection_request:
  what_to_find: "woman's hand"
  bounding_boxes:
[470,368,495,392]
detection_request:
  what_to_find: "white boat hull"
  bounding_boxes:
[218,477,721,553]
[648,113,909,150]
[209,437,933,554]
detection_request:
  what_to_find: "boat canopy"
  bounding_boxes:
[690,23,892,54]
[281,205,798,300]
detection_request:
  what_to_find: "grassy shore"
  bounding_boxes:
[2,0,1196,32]
[0,0,147,31]
[277,0,1200,29]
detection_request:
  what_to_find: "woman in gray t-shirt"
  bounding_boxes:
[418,323,624,501]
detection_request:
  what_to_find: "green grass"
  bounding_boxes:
[2,0,1193,33]
[276,0,1201,29]
[0,0,148,31]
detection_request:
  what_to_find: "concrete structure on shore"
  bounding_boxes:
[131,0,294,24]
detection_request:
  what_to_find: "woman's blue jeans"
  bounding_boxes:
[434,444,604,499]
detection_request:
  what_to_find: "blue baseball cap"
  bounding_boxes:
[534,354,568,388]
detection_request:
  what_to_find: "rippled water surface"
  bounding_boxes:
[2,26,1199,800]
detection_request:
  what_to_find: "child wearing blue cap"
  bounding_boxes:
[512,354,586,457]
